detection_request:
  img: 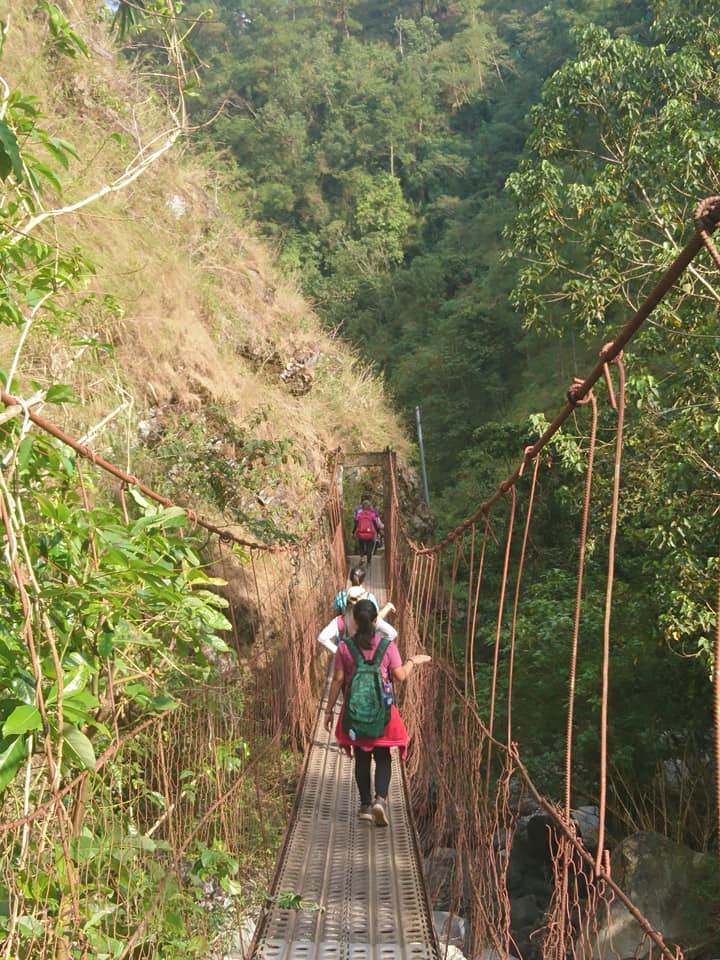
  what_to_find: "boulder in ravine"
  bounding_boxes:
[591,831,720,960]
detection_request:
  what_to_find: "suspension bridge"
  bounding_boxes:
[1,198,720,960]
[251,558,440,960]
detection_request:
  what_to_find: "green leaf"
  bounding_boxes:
[165,910,186,934]
[81,903,117,930]
[189,588,228,608]
[133,506,188,531]
[26,160,62,193]
[60,699,102,728]
[63,726,96,771]
[0,120,22,182]
[10,671,36,705]
[62,656,94,696]
[187,937,210,953]
[0,735,27,792]
[16,436,34,472]
[221,876,243,896]
[3,704,42,736]
[204,633,232,653]
[45,136,80,165]
[64,688,100,710]
[17,915,45,938]
[45,383,76,404]
[37,0,89,58]
[271,892,304,910]
[127,487,150,509]
[185,569,227,587]
[147,694,179,714]
[124,682,154,705]
[98,632,114,658]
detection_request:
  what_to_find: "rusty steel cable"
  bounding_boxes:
[595,356,626,876]
[468,517,491,704]
[446,536,463,669]
[565,390,598,821]
[507,453,541,747]
[464,523,477,697]
[485,482,517,792]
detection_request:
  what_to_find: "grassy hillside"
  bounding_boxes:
[0,0,411,541]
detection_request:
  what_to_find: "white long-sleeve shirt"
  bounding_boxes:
[317,613,398,655]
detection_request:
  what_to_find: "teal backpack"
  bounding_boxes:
[342,635,391,740]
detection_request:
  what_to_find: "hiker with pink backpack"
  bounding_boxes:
[353,499,382,565]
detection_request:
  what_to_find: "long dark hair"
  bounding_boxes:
[352,599,377,650]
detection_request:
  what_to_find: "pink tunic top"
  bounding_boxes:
[332,633,409,758]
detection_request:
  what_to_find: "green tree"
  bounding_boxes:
[505,10,720,336]
[504,0,720,666]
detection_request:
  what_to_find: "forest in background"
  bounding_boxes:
[179,0,650,490]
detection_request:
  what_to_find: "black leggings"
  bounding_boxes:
[357,537,374,563]
[354,746,391,806]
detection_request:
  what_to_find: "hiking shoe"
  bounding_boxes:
[372,798,388,827]
[358,804,373,821]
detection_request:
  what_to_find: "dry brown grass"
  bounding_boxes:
[1,0,411,535]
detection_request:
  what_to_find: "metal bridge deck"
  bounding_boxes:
[250,559,440,960]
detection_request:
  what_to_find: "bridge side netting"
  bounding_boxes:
[0,411,345,959]
[386,197,720,960]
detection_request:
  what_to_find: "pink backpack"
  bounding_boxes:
[356,509,376,540]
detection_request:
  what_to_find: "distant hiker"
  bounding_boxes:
[352,494,376,554]
[324,598,431,826]
[353,499,381,565]
[333,565,395,621]
[318,585,396,654]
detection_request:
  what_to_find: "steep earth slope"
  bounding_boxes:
[0,0,411,541]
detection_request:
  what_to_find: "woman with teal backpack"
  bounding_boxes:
[323,599,431,826]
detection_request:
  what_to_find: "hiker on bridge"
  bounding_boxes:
[324,598,431,827]
[317,585,396,654]
[333,565,395,622]
[353,498,382,565]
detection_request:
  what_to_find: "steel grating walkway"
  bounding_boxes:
[251,558,440,960]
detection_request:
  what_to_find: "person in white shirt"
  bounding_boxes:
[318,585,397,654]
